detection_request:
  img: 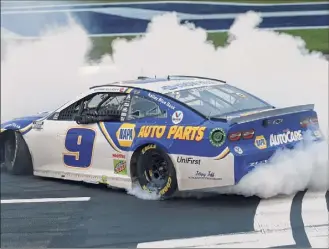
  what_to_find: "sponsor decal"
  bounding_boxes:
[159,176,172,195]
[269,129,303,147]
[234,146,243,155]
[116,123,136,147]
[177,156,201,165]
[161,80,217,91]
[99,175,108,184]
[138,126,166,139]
[137,125,205,141]
[133,89,141,95]
[142,144,156,154]
[126,95,131,100]
[32,121,43,130]
[172,110,183,124]
[53,113,59,120]
[254,135,267,150]
[96,87,127,92]
[120,97,131,122]
[249,159,269,167]
[113,159,127,175]
[188,171,222,180]
[148,93,175,110]
[209,128,226,147]
[112,153,125,159]
[272,119,283,125]
[4,123,21,129]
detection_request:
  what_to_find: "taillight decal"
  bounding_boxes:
[242,129,255,140]
[228,129,255,141]
[228,132,242,141]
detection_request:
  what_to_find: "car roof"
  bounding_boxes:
[90,75,226,94]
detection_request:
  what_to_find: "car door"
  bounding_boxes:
[31,91,128,178]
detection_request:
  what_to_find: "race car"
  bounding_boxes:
[0,75,322,198]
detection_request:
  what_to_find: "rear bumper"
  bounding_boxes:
[233,134,324,184]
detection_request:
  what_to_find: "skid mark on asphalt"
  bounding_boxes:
[301,191,329,248]
[137,191,329,248]
[137,195,296,248]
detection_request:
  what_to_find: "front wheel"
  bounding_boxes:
[136,144,177,198]
[1,131,33,175]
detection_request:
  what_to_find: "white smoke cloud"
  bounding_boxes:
[1,11,328,198]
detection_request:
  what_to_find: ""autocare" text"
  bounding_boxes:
[269,130,303,146]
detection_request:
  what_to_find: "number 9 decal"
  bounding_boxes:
[63,128,96,168]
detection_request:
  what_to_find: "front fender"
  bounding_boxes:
[1,112,49,135]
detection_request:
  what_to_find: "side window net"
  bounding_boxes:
[57,93,127,121]
[57,101,81,121]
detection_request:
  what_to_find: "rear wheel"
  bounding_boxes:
[136,144,177,198]
[0,131,33,175]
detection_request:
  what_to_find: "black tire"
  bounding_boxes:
[136,144,177,198]
[1,131,33,175]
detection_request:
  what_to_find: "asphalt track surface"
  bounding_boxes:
[1,172,328,248]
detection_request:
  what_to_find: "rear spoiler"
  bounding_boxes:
[227,104,314,125]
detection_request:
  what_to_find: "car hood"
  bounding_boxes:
[1,111,50,132]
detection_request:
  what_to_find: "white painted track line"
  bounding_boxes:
[137,230,298,248]
[1,197,91,204]
[254,195,294,232]
[302,191,329,248]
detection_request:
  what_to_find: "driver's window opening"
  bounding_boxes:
[127,95,167,120]
[57,92,128,121]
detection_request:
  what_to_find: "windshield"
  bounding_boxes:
[165,84,272,118]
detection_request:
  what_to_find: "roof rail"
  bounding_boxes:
[168,75,226,83]
[90,76,151,89]
[89,75,226,89]
[89,83,119,89]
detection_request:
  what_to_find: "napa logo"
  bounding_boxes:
[116,123,136,147]
[254,135,267,150]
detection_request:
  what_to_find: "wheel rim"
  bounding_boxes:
[144,152,169,192]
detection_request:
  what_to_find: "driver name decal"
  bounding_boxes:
[269,129,303,147]
[116,123,136,147]
[147,93,175,110]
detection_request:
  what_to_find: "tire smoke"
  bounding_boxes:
[1,11,328,198]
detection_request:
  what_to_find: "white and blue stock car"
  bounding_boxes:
[0,76,323,198]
